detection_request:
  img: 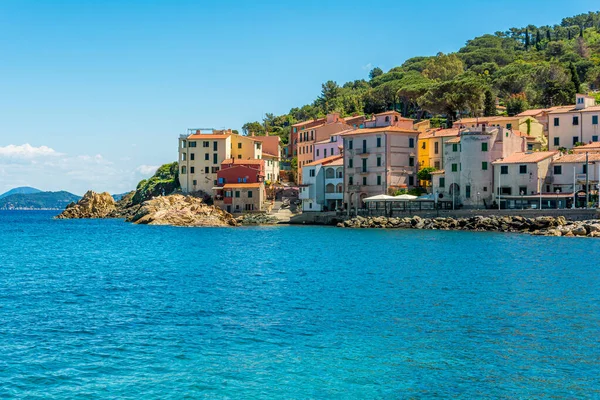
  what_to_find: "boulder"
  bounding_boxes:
[56,191,116,219]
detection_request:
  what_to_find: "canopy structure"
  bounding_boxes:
[363,194,397,202]
[394,194,418,201]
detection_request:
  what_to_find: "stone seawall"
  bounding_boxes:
[338,215,600,238]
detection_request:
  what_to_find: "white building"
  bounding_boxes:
[431,126,528,208]
[548,94,600,150]
[299,155,344,212]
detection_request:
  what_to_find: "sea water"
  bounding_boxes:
[1,211,599,398]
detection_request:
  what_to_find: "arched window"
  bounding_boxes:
[326,184,335,193]
[326,168,335,179]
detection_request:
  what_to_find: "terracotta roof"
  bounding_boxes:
[419,128,460,139]
[574,142,600,151]
[343,115,365,122]
[446,137,461,144]
[326,158,343,166]
[548,105,600,114]
[341,126,417,136]
[299,123,325,132]
[516,106,564,117]
[455,116,523,124]
[222,183,263,189]
[187,134,231,140]
[304,155,343,167]
[261,152,279,158]
[221,159,264,165]
[492,151,557,164]
[292,118,325,127]
[554,153,600,163]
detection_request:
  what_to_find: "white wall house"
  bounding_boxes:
[548,94,600,150]
[299,155,344,212]
[431,126,528,208]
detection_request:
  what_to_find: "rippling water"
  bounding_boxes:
[1,211,599,398]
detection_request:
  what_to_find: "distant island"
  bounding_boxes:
[0,190,82,210]
[0,186,42,199]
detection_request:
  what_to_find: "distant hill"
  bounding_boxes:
[0,191,81,210]
[0,186,42,199]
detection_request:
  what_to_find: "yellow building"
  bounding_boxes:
[417,128,460,171]
[178,129,262,195]
[453,116,545,148]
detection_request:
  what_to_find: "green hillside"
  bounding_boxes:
[0,191,81,210]
[0,186,42,199]
[242,11,600,145]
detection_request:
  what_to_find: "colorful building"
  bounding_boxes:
[214,183,265,214]
[454,115,545,148]
[299,155,344,212]
[547,94,600,150]
[417,128,460,171]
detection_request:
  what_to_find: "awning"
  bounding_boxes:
[363,194,397,202]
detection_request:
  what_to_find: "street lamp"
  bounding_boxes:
[556,189,560,209]
[477,191,481,209]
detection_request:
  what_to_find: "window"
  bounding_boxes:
[348,158,353,168]
[237,143,242,149]
[573,116,579,126]
[434,161,440,169]
[190,153,195,161]
[409,176,414,186]
[362,140,367,153]
[377,137,382,147]
[237,154,242,159]
[309,169,315,177]
[193,180,197,186]
[362,176,367,185]
[189,141,197,148]
[594,136,599,142]
[362,158,367,172]
[466,185,471,198]
[434,142,439,154]
[452,143,458,152]
[422,142,426,150]
[583,164,587,174]
[204,166,209,173]
[213,141,218,151]
[213,153,218,164]
[235,191,240,198]
[554,137,560,146]
[348,140,353,150]
[385,116,390,122]
[519,165,527,174]
[324,149,328,157]
[553,118,560,127]
[578,97,584,104]
[377,156,381,167]
[293,127,297,133]
[316,149,320,157]
[211,167,219,173]
[190,167,195,174]
[527,144,533,151]
[205,153,209,160]
[202,141,209,148]
[481,142,488,152]
[482,161,488,170]
[181,166,187,174]
[409,138,415,148]
[593,115,599,125]
[506,123,512,130]
[553,165,562,175]
[483,187,487,192]
[501,165,508,174]
[451,163,458,172]
[348,176,353,185]
[377,175,381,185]
[573,136,579,146]
[439,177,445,188]
[182,152,187,161]
[182,141,186,148]
[248,190,253,198]
[409,157,415,167]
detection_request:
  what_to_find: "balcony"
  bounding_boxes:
[325,192,343,200]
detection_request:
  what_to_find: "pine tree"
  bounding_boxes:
[536,30,541,44]
[525,28,530,50]
[580,26,584,37]
[546,29,552,41]
[483,90,496,117]
[570,62,581,93]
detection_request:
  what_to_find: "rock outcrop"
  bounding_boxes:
[236,213,280,225]
[127,194,238,227]
[338,215,600,238]
[56,191,116,219]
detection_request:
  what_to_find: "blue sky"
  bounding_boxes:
[0,0,598,195]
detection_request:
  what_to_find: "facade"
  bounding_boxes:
[178,129,262,195]
[417,128,460,170]
[548,153,600,206]
[297,113,352,182]
[342,127,420,211]
[364,111,414,130]
[547,94,600,151]
[314,132,348,161]
[431,127,528,208]
[454,116,545,148]
[216,159,265,185]
[492,151,558,208]
[214,183,265,214]
[299,155,344,212]
[289,118,326,159]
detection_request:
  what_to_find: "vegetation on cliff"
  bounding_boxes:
[131,162,180,205]
[242,11,600,144]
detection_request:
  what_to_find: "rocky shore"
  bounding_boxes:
[338,215,600,237]
[56,191,239,227]
[236,213,280,225]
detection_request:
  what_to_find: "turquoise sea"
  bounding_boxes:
[1,211,599,398]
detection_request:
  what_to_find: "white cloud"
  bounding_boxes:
[0,143,63,159]
[136,165,159,175]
